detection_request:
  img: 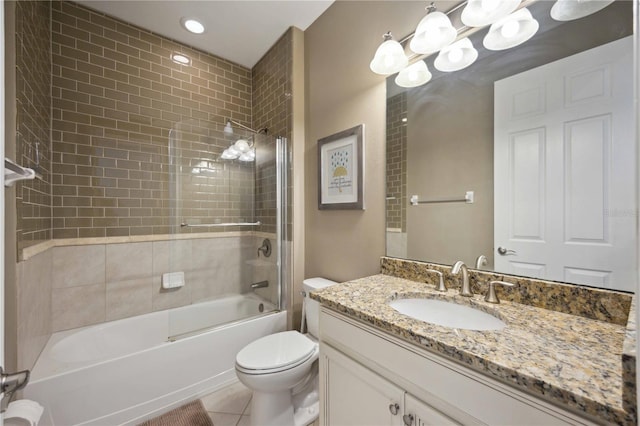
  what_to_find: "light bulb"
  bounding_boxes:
[182,18,205,34]
[448,48,464,63]
[481,0,500,12]
[500,19,520,38]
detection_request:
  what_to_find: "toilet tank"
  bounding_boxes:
[303,277,337,338]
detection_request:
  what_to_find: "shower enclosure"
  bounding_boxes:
[166,118,289,339]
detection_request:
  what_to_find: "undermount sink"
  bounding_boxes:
[388,298,506,331]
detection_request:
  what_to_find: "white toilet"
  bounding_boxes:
[235,277,336,426]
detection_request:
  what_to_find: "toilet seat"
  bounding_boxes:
[236,331,317,375]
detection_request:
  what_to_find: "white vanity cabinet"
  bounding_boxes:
[319,308,601,426]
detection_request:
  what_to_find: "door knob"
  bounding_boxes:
[403,414,415,425]
[389,402,400,415]
[497,246,517,255]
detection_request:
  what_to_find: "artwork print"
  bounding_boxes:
[317,124,364,210]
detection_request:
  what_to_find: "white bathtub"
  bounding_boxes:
[25,294,286,426]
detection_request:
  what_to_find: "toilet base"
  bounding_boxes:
[250,390,294,426]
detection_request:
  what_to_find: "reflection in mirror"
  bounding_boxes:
[385,1,635,292]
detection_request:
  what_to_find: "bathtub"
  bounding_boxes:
[25,294,286,426]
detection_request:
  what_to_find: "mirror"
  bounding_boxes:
[385,1,636,292]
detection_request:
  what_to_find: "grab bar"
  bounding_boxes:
[180,221,261,228]
[410,192,474,205]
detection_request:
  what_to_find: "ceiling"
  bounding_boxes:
[77,1,334,68]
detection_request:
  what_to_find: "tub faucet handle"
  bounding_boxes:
[484,280,515,304]
[425,269,445,292]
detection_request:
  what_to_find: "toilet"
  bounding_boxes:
[235,277,336,426]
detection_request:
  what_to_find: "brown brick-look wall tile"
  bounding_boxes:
[386,92,407,232]
[15,0,52,250]
[252,29,293,236]
[51,1,254,238]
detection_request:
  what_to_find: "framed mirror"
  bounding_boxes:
[385,0,635,292]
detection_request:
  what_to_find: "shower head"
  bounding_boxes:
[224,119,268,136]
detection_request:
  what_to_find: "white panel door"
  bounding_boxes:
[494,36,635,291]
[1,2,6,423]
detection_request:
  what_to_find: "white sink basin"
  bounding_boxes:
[388,298,506,331]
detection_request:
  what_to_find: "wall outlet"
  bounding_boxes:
[162,271,185,289]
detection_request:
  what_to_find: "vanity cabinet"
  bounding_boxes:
[321,343,458,426]
[319,308,601,426]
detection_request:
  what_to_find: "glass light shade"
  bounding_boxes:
[409,11,457,54]
[221,149,238,160]
[223,121,233,136]
[434,38,478,72]
[395,61,432,88]
[370,39,408,75]
[239,150,255,162]
[550,0,614,21]
[483,8,539,51]
[234,139,250,153]
[461,0,520,27]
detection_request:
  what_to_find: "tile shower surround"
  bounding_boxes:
[13,0,295,371]
[15,0,53,247]
[385,92,407,232]
[14,0,294,248]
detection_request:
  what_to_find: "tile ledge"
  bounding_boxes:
[20,231,276,261]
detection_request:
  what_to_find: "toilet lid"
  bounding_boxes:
[236,331,316,371]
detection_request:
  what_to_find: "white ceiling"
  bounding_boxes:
[78,1,334,68]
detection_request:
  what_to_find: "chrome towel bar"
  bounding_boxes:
[180,221,261,228]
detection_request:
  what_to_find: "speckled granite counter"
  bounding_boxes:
[311,274,636,425]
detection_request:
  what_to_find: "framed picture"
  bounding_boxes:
[317,124,364,210]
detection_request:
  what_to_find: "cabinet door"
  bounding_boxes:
[404,394,460,426]
[321,344,405,426]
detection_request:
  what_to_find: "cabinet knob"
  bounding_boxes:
[403,414,415,425]
[389,403,400,415]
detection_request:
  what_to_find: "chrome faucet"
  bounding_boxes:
[451,261,473,297]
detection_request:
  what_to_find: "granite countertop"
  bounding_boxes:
[311,274,635,425]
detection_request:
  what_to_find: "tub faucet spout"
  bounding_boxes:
[251,280,269,289]
[451,261,473,297]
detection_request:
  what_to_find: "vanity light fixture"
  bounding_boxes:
[483,8,539,51]
[171,53,191,65]
[434,38,478,72]
[550,0,615,21]
[409,5,457,55]
[460,0,520,27]
[221,138,255,162]
[395,60,432,88]
[369,32,408,75]
[181,18,205,34]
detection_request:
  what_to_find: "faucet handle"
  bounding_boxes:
[475,255,488,269]
[425,269,446,292]
[485,280,515,304]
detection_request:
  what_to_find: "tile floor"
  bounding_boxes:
[201,381,252,426]
[200,380,320,426]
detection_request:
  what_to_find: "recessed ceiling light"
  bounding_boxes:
[171,53,191,65]
[181,18,205,34]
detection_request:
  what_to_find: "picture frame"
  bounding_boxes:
[317,124,364,210]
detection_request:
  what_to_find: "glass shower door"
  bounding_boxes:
[165,119,287,340]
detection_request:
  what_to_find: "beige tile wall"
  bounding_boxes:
[16,250,52,371]
[51,1,254,238]
[50,235,261,332]
[15,0,52,250]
